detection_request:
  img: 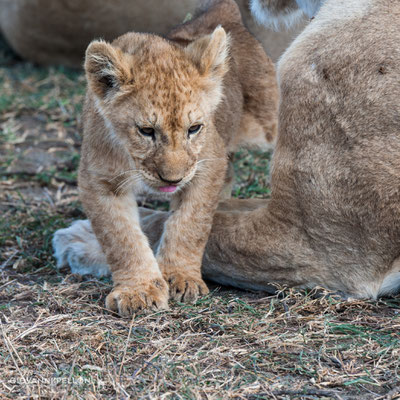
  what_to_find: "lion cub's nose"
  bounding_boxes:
[157,173,183,185]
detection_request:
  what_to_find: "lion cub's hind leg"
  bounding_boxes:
[234,112,277,152]
[219,156,235,200]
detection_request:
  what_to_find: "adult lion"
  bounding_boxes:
[0,0,304,66]
[54,0,400,300]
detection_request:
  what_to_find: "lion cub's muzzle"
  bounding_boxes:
[142,149,197,193]
[154,166,196,193]
[157,173,183,185]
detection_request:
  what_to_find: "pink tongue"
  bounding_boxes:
[159,186,177,193]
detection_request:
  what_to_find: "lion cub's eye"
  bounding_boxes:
[138,127,155,139]
[188,124,202,137]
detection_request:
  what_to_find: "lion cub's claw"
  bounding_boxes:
[166,273,209,303]
[105,278,169,317]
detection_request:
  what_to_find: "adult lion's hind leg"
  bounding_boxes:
[201,203,318,292]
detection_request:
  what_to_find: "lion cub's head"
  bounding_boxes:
[84,27,229,194]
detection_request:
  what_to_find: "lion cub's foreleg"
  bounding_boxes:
[157,138,227,302]
[79,187,169,316]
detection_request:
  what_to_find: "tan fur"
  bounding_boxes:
[55,0,400,305]
[0,0,306,66]
[77,0,277,315]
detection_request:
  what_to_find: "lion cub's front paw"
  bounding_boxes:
[105,278,169,317]
[164,271,209,303]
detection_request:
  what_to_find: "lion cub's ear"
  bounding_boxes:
[185,26,230,109]
[84,40,132,99]
[185,26,230,80]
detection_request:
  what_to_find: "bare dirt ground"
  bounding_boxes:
[1,36,400,399]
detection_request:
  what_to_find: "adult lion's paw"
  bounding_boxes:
[165,272,209,303]
[105,278,169,317]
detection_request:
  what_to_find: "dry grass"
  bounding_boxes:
[1,36,400,399]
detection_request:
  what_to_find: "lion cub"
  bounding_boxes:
[78,0,277,316]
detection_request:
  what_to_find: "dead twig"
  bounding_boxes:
[0,251,19,270]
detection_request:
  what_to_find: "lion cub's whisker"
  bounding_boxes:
[109,169,143,182]
[114,174,142,195]
[196,158,220,165]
